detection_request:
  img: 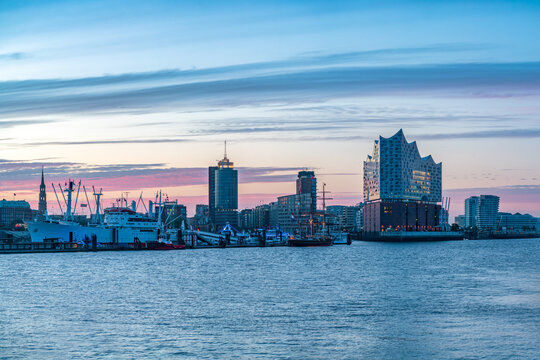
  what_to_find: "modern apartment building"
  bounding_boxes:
[464,196,479,228]
[477,195,500,230]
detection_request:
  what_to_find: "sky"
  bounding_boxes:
[1,0,540,220]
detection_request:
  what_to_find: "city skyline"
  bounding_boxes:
[1,132,537,222]
[1,0,540,219]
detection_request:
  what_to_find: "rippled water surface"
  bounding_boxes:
[1,239,539,359]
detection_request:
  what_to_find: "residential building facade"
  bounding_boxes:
[477,195,500,231]
[464,196,479,228]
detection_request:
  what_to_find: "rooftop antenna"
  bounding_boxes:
[224,140,227,159]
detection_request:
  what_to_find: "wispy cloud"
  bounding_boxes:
[23,138,190,146]
[0,43,485,92]
[16,125,540,148]
[0,159,303,192]
[2,46,539,118]
[0,52,27,61]
[416,129,540,140]
[0,119,57,129]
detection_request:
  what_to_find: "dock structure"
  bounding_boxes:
[360,231,463,242]
[180,228,286,248]
[0,228,287,254]
[0,241,119,254]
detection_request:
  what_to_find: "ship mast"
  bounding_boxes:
[63,180,75,220]
[93,186,103,224]
[157,190,163,230]
[320,183,333,235]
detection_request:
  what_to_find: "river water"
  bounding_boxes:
[1,239,539,359]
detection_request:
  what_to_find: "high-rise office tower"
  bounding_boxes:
[208,142,238,229]
[296,170,317,212]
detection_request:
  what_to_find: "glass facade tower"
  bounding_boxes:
[363,130,443,232]
[208,144,238,229]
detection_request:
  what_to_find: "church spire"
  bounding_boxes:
[38,166,47,216]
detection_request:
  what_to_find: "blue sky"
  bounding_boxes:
[1,0,539,217]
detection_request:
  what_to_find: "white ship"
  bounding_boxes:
[27,180,163,247]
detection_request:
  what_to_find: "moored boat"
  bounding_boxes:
[288,235,333,247]
[145,241,185,250]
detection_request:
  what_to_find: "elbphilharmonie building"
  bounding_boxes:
[363,129,442,232]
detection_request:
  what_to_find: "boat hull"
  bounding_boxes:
[26,220,159,246]
[146,242,185,250]
[27,221,112,243]
[288,238,333,247]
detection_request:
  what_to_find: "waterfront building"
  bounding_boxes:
[296,170,317,212]
[0,200,33,228]
[355,205,364,231]
[327,205,358,231]
[188,204,211,231]
[477,195,499,231]
[276,193,312,233]
[239,209,253,230]
[38,168,47,217]
[208,166,217,224]
[455,215,466,228]
[326,205,346,218]
[208,143,238,229]
[155,201,186,229]
[464,196,479,228]
[269,201,279,228]
[497,212,536,232]
[196,204,209,218]
[252,204,272,229]
[340,206,358,231]
[363,129,442,232]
